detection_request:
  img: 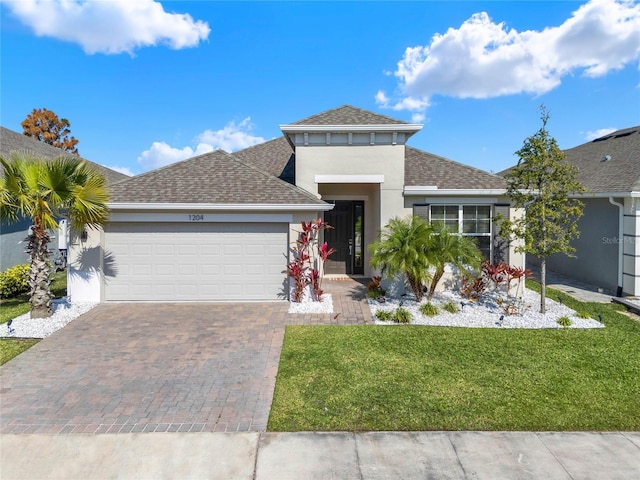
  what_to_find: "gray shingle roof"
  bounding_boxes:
[404,146,506,189]
[231,136,295,184]
[109,149,327,205]
[290,105,410,126]
[0,126,129,186]
[235,138,506,190]
[562,126,640,193]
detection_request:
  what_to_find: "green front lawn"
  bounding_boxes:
[0,271,67,324]
[268,283,640,431]
[0,271,67,364]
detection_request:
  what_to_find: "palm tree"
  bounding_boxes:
[426,222,483,301]
[0,151,110,318]
[369,215,434,302]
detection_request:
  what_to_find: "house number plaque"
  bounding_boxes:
[188,214,204,221]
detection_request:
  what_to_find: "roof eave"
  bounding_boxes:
[571,191,640,198]
[280,124,423,133]
[108,202,333,211]
[404,187,508,196]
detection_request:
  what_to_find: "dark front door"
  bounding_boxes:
[323,201,364,275]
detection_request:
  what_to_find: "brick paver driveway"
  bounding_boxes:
[0,280,371,434]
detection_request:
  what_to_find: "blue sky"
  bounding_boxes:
[1,0,638,176]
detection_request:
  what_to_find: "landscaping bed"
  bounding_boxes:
[268,282,640,432]
[369,287,604,329]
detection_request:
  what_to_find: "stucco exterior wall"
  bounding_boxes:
[529,198,619,294]
[295,145,404,206]
[68,227,104,303]
[295,144,406,278]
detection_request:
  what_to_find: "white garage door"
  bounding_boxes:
[104,222,288,301]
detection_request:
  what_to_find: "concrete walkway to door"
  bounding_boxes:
[0,279,372,435]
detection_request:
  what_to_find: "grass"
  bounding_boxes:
[0,271,67,365]
[0,338,39,365]
[268,280,640,432]
[0,271,67,324]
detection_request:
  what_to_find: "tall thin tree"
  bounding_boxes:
[500,107,585,313]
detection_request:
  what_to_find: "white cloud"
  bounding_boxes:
[2,0,210,54]
[584,127,618,141]
[378,0,640,116]
[197,118,266,153]
[137,118,265,171]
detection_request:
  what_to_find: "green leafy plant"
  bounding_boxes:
[419,302,439,317]
[375,309,394,322]
[557,316,572,328]
[394,307,413,324]
[426,222,483,301]
[1,152,110,318]
[442,301,460,314]
[0,264,31,299]
[576,311,591,319]
[499,106,585,313]
[369,216,434,302]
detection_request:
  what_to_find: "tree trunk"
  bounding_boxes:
[25,227,53,319]
[540,257,546,314]
[407,274,424,302]
[428,268,444,301]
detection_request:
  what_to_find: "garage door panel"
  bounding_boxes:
[156,244,174,256]
[201,245,220,256]
[104,222,288,301]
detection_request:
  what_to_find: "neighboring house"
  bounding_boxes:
[69,105,525,303]
[519,126,640,296]
[0,126,129,271]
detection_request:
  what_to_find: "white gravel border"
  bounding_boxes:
[288,294,333,314]
[369,288,604,329]
[1,298,97,339]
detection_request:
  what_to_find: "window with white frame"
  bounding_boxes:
[416,204,493,260]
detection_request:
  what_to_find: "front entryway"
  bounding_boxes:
[324,200,364,275]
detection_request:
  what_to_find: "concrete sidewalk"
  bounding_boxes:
[2,431,638,479]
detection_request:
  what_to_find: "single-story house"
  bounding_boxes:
[69,105,525,302]
[0,126,130,272]
[523,126,640,296]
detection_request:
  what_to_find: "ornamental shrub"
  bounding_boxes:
[0,264,30,298]
[419,302,439,317]
[394,307,413,324]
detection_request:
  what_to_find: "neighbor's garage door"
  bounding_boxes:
[104,222,288,301]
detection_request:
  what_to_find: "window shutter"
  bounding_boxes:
[493,204,510,264]
[413,203,430,221]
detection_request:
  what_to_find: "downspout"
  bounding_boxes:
[609,197,624,297]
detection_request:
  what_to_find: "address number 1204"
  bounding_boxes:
[189,214,204,221]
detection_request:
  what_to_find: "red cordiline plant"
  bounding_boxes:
[460,261,532,315]
[286,218,336,302]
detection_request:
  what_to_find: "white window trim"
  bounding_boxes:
[428,204,494,263]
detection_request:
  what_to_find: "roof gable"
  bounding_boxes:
[231,136,295,184]
[290,105,410,126]
[0,126,129,186]
[109,149,326,206]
